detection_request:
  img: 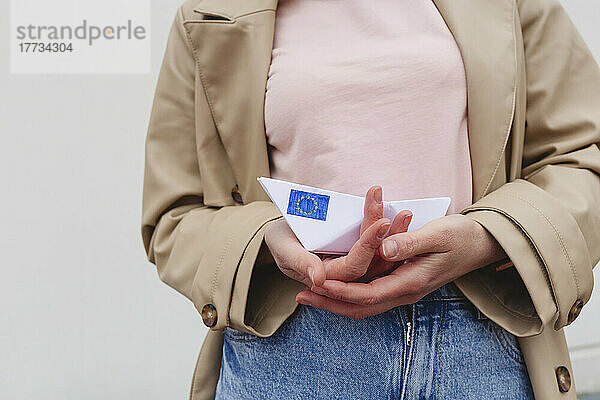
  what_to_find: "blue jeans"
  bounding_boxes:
[215,282,534,399]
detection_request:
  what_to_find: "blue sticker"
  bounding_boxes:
[287,189,329,221]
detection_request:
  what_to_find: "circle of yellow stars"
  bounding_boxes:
[295,195,319,216]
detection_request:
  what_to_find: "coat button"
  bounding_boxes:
[201,304,218,327]
[231,184,243,204]
[567,299,583,324]
[555,366,571,393]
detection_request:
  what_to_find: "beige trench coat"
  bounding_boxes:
[141,0,600,398]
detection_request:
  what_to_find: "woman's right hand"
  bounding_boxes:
[264,218,327,288]
[264,185,413,288]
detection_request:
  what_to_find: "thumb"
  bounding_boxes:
[379,229,432,261]
[306,252,326,287]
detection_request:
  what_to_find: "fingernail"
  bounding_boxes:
[374,187,382,204]
[403,213,412,230]
[296,295,308,304]
[377,222,391,239]
[308,267,315,286]
[382,239,398,258]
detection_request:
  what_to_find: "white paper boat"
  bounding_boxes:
[257,177,451,255]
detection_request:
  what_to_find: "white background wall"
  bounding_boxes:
[1,1,598,399]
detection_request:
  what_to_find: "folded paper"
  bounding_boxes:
[257,177,451,255]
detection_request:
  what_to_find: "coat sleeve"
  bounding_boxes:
[455,0,600,335]
[141,7,284,332]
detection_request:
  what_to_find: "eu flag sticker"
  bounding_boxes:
[287,189,330,221]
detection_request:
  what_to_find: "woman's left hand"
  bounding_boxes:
[296,214,508,320]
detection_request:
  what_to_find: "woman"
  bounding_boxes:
[141,0,600,399]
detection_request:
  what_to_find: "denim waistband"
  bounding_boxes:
[418,281,467,302]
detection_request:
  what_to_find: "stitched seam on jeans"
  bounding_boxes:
[224,327,260,342]
[418,297,468,302]
[433,302,448,397]
[439,301,448,343]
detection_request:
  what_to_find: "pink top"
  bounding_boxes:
[264,0,473,215]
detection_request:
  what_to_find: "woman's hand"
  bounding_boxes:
[295,213,508,320]
[264,217,330,288]
[264,185,411,289]
[325,186,413,283]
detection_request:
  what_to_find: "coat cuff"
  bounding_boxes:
[189,201,284,331]
[456,179,593,334]
[228,215,305,337]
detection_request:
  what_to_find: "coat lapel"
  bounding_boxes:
[192,0,277,21]
[185,0,278,203]
[432,0,518,202]
[186,0,517,204]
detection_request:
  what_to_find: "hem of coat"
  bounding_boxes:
[519,327,577,400]
[190,329,224,400]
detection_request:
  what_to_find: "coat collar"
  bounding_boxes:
[193,0,277,20]
[186,0,517,204]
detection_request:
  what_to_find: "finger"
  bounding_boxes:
[325,218,390,281]
[360,186,383,236]
[379,227,438,261]
[314,262,427,305]
[296,288,397,320]
[353,261,403,283]
[349,217,391,266]
[280,231,326,286]
[358,211,413,282]
[267,219,306,253]
[390,210,413,235]
[265,220,329,288]
[281,247,325,288]
[306,252,327,287]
